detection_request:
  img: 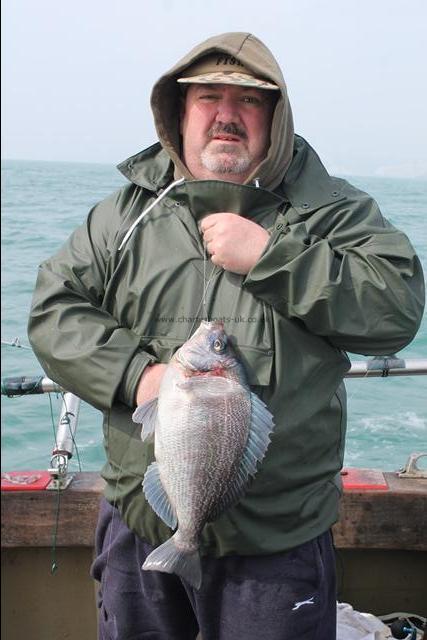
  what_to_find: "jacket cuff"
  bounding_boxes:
[117,349,157,408]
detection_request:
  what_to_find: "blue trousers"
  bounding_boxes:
[91,498,337,640]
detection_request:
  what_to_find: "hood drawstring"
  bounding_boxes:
[118,177,185,250]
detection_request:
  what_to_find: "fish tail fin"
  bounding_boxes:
[142,536,202,589]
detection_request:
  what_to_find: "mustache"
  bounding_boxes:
[207,123,247,140]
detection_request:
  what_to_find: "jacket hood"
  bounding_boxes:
[150,32,295,191]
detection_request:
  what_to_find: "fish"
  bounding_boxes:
[132,320,274,589]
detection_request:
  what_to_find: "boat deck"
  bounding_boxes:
[2,470,426,640]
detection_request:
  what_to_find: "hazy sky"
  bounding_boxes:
[2,0,427,177]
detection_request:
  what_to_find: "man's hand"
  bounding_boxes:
[199,213,270,275]
[135,363,167,405]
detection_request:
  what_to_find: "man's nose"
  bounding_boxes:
[215,97,241,123]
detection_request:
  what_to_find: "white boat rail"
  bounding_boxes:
[346,357,427,377]
[2,357,427,398]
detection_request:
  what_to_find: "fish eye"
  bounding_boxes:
[213,337,227,353]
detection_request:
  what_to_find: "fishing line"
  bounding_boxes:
[47,391,83,573]
[48,393,59,452]
[345,362,370,405]
[50,485,61,575]
[203,241,208,319]
[46,392,61,573]
[186,246,221,339]
[59,392,82,472]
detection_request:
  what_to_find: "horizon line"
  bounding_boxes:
[1,157,427,181]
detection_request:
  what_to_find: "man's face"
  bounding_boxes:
[180,83,275,183]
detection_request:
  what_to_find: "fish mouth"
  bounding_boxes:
[200,320,224,330]
[175,350,199,372]
[176,349,222,376]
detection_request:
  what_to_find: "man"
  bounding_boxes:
[28,32,424,639]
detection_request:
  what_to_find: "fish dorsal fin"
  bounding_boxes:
[207,392,274,521]
[142,461,178,530]
[132,398,158,442]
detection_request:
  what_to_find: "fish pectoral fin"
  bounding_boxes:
[132,398,158,442]
[244,392,275,476]
[142,462,178,530]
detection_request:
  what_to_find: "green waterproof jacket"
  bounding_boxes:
[28,32,424,555]
[28,136,424,555]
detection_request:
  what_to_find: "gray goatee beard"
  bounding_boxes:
[201,145,251,175]
[201,123,251,175]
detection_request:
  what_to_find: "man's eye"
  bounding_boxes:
[241,95,262,105]
[199,94,219,101]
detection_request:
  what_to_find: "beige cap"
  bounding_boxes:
[177,53,279,91]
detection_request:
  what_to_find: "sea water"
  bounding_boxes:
[1,159,426,473]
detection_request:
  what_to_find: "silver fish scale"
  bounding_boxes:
[156,372,251,547]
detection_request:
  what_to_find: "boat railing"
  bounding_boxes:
[1,377,80,489]
[2,355,427,488]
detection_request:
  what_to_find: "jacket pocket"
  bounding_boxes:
[234,343,274,388]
